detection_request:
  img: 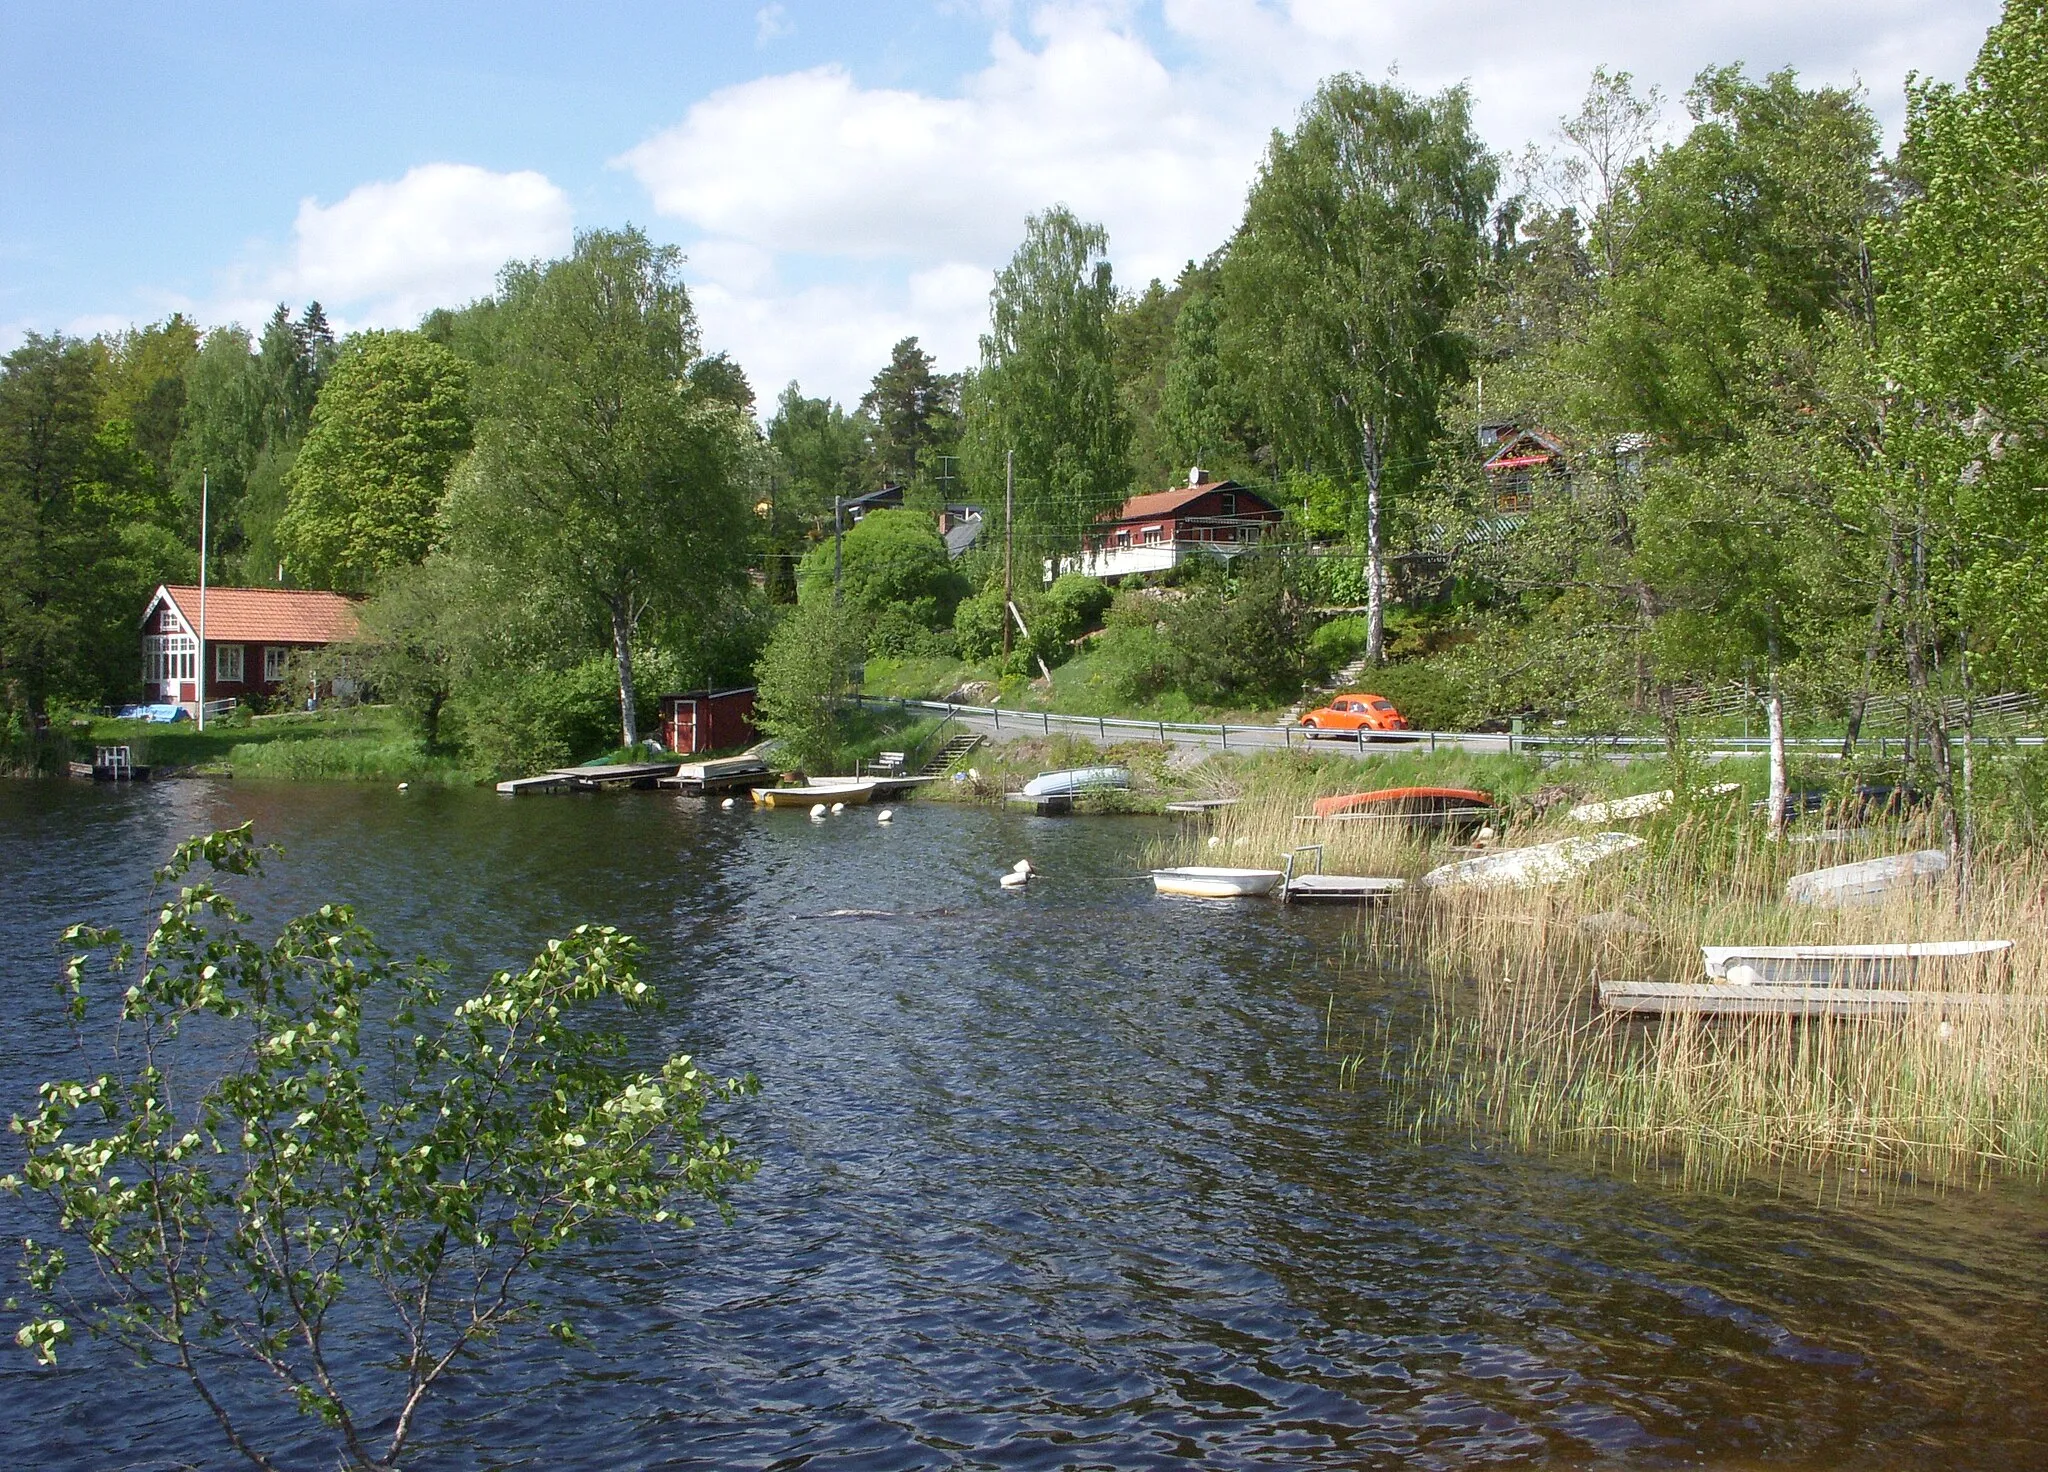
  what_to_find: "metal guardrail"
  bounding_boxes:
[846,694,2048,757]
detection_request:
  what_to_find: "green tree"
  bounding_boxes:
[764,384,866,600]
[1882,0,2048,693]
[1220,77,1496,664]
[962,208,1133,565]
[4,826,753,1472]
[752,598,859,771]
[277,332,473,592]
[457,226,755,748]
[0,335,122,719]
[858,336,960,493]
[349,556,479,745]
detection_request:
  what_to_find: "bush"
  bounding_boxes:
[954,591,1008,662]
[753,600,859,773]
[449,658,622,777]
[1170,556,1311,706]
[796,509,968,654]
[1308,615,1371,675]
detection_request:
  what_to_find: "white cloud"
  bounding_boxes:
[756,3,794,45]
[281,163,573,326]
[626,0,1996,405]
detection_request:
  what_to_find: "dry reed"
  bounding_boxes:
[1158,769,2048,1194]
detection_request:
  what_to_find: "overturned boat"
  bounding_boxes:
[1304,786,1492,833]
[1422,832,1644,892]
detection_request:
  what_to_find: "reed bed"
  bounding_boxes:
[1155,768,2048,1194]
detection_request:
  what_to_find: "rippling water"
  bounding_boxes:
[4,777,2047,1470]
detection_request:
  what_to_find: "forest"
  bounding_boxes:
[1,0,2041,786]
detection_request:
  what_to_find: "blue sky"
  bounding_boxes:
[1,0,2004,406]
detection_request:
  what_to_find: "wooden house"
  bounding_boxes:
[141,584,361,713]
[659,687,757,755]
[1480,426,1570,512]
[1075,471,1283,579]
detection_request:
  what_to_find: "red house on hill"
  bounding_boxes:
[141,584,362,712]
[1074,471,1283,579]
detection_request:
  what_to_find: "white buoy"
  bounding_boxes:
[1013,859,1033,875]
[721,797,735,810]
[810,803,828,819]
[1000,870,1029,889]
[831,802,845,814]
[1207,835,1222,848]
[877,808,894,823]
[1726,963,1763,987]
[397,782,409,791]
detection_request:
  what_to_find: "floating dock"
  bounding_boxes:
[660,756,775,794]
[1283,874,1406,903]
[497,760,681,795]
[1598,980,2039,1019]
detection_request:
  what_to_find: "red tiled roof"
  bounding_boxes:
[1102,481,1277,523]
[154,586,362,644]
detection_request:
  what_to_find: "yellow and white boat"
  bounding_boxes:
[754,779,880,809]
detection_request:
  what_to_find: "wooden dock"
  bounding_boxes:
[1165,798,1240,815]
[497,760,681,795]
[1599,980,2040,1019]
[660,757,775,794]
[1283,874,1406,903]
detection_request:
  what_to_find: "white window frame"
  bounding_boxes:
[263,645,291,682]
[144,634,197,687]
[215,643,244,683]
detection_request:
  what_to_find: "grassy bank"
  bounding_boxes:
[75,707,484,786]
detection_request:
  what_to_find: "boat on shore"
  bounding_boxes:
[1567,783,1740,824]
[1785,850,1948,907]
[1702,939,2012,988]
[754,779,880,809]
[1151,866,1284,899]
[1021,766,1129,798]
[1422,832,1643,891]
[1303,786,1492,832]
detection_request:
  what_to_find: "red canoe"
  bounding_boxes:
[1309,786,1494,827]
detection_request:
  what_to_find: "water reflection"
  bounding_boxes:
[1,779,2044,1469]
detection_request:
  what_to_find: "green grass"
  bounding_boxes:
[76,707,484,785]
[860,650,1292,725]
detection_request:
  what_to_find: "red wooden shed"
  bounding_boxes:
[659,687,757,755]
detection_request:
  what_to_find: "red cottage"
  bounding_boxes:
[659,687,757,755]
[141,584,362,713]
[1075,472,1283,579]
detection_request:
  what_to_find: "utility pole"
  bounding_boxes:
[196,470,209,731]
[1002,450,1014,660]
[832,495,844,608]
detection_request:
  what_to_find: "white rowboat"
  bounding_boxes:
[1421,832,1644,892]
[1566,783,1740,824]
[1785,850,1948,907]
[1702,939,2012,988]
[1021,766,1130,798]
[1151,866,1284,899]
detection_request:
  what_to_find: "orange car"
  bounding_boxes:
[1299,693,1409,735]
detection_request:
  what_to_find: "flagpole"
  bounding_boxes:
[197,470,209,731]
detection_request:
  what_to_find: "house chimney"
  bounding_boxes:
[1188,465,1204,488]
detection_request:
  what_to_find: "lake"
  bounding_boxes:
[3,777,2046,1469]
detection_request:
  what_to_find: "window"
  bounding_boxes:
[144,635,196,687]
[215,644,244,682]
[1220,493,1237,516]
[264,646,291,682]
[1142,525,1163,545]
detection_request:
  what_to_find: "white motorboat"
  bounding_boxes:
[1566,783,1740,824]
[1151,866,1284,899]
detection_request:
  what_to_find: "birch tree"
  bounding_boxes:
[1219,77,1494,663]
